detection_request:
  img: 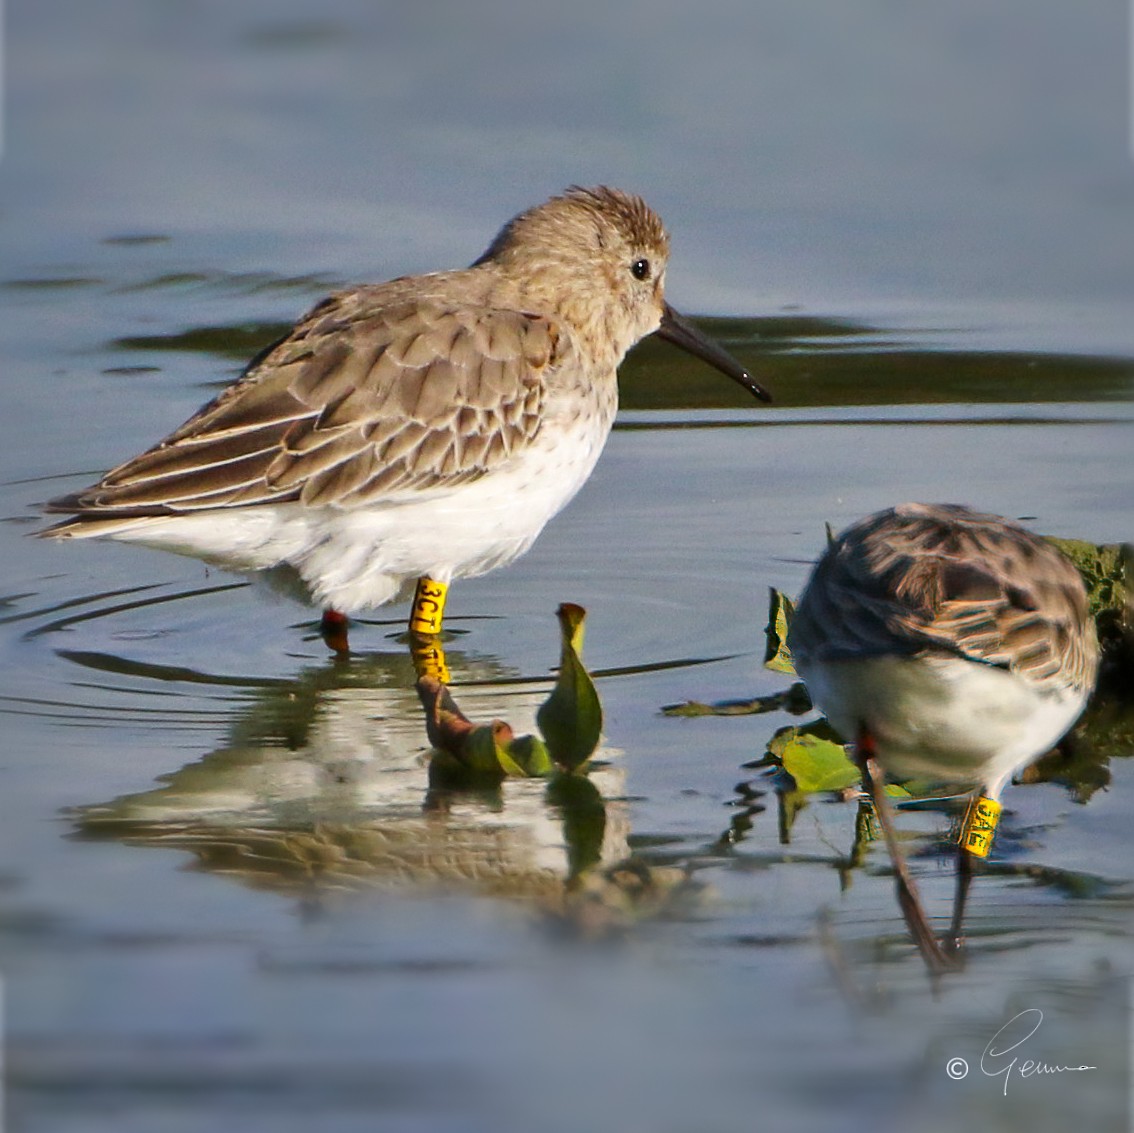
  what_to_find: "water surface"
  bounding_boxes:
[2,4,1132,1132]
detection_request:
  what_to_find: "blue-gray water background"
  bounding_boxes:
[2,3,1132,1131]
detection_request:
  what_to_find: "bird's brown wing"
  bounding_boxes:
[46,292,567,518]
[791,507,1097,692]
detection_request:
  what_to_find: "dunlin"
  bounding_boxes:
[42,187,769,657]
[789,503,1098,968]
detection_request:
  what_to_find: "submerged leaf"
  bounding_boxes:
[546,772,607,879]
[763,588,797,675]
[777,789,808,842]
[662,683,812,717]
[417,676,546,778]
[537,603,603,771]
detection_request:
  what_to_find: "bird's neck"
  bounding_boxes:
[478,264,633,373]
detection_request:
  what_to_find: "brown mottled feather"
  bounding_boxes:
[41,184,767,585]
[789,503,1098,693]
[45,294,565,518]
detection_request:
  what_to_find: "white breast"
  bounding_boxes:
[797,653,1089,795]
[100,403,615,613]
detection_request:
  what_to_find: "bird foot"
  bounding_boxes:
[321,608,351,654]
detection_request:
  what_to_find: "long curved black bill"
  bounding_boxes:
[656,303,772,403]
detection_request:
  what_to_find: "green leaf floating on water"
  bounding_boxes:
[418,603,602,780]
[763,588,797,675]
[767,721,913,798]
[462,721,523,775]
[537,603,603,771]
[766,718,843,760]
[778,729,860,793]
[417,676,550,779]
[509,733,554,777]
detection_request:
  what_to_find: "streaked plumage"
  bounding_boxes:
[790,502,1099,968]
[790,502,1098,795]
[42,187,767,620]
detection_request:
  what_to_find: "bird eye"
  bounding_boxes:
[630,258,650,281]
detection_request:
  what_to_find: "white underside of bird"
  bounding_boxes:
[54,409,611,613]
[797,652,1089,797]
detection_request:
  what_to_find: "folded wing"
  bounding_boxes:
[791,509,1095,693]
[46,292,565,521]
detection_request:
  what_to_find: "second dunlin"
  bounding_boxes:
[789,503,1099,968]
[42,187,769,653]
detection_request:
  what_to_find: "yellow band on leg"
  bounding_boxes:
[959,795,1002,858]
[409,577,449,636]
[411,637,451,684]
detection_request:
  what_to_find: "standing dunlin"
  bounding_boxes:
[789,503,1098,969]
[42,187,769,658]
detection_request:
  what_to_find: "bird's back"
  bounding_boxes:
[41,267,591,534]
[790,503,1097,695]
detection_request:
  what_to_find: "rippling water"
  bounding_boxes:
[3,4,1132,1132]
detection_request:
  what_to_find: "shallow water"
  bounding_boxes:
[3,4,1133,1132]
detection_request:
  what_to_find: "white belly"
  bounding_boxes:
[99,410,613,612]
[796,653,1088,794]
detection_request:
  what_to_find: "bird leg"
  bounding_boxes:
[945,846,977,957]
[957,794,1002,857]
[856,725,956,974]
[409,577,451,683]
[320,608,351,654]
[409,577,448,635]
[945,793,1000,955]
